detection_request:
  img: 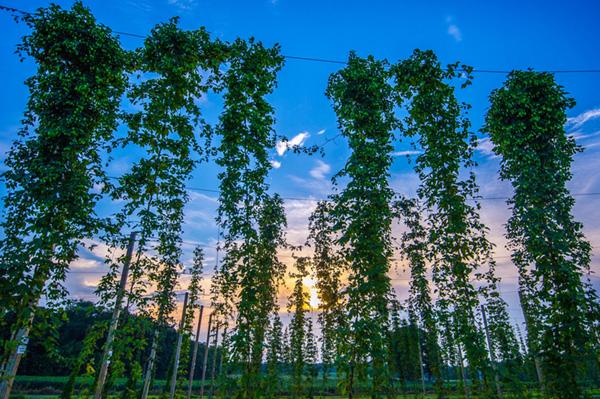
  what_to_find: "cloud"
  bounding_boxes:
[270,160,282,169]
[108,158,132,175]
[392,150,421,157]
[167,0,197,10]
[71,257,103,270]
[309,160,331,180]
[283,198,318,246]
[570,130,600,141]
[275,141,287,157]
[317,129,326,135]
[476,137,497,157]
[276,131,310,156]
[125,0,152,13]
[446,16,462,42]
[448,24,462,42]
[188,190,218,203]
[567,108,600,130]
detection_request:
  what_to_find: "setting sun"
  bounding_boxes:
[303,276,320,309]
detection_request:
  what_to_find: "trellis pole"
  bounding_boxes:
[199,313,213,399]
[187,305,204,399]
[208,322,221,399]
[94,232,137,399]
[481,304,502,397]
[169,292,189,399]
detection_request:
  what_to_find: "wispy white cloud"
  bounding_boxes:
[167,0,197,10]
[283,199,318,246]
[567,108,600,130]
[125,0,152,13]
[188,190,218,203]
[570,130,600,142]
[448,25,462,42]
[446,16,462,42]
[317,129,326,135]
[476,137,499,158]
[276,131,310,156]
[270,160,282,169]
[392,150,421,157]
[309,160,331,180]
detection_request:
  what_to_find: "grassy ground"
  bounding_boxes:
[10,396,518,399]
[10,376,600,399]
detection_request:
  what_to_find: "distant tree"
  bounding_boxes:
[288,258,311,398]
[304,318,318,399]
[484,70,600,398]
[265,314,284,398]
[483,296,524,395]
[395,197,445,396]
[282,326,292,375]
[307,201,345,389]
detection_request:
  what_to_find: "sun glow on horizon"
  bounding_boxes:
[303,276,320,309]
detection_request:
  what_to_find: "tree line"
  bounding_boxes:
[0,3,599,399]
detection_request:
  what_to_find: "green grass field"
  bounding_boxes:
[10,375,600,399]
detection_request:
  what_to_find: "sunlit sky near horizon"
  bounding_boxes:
[2,0,600,330]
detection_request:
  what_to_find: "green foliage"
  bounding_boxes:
[484,70,600,398]
[304,318,318,399]
[178,246,205,388]
[4,5,600,395]
[396,197,445,395]
[393,49,498,396]
[94,19,225,398]
[325,52,395,398]
[211,37,285,399]
[265,315,284,399]
[307,201,345,386]
[388,313,422,393]
[288,258,311,399]
[0,0,127,363]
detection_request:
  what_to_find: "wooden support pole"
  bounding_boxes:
[141,329,159,399]
[187,305,204,399]
[0,311,35,399]
[416,325,426,396]
[0,248,54,399]
[169,292,189,399]
[208,322,220,399]
[199,313,213,399]
[218,327,227,379]
[481,304,502,398]
[518,289,545,391]
[94,231,137,399]
[457,343,470,399]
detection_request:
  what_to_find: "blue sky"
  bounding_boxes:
[2,0,600,327]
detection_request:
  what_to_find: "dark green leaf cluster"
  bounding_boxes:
[395,197,445,395]
[0,0,127,364]
[211,38,286,398]
[485,70,599,398]
[307,201,345,383]
[393,49,508,397]
[325,52,395,398]
[287,257,312,399]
